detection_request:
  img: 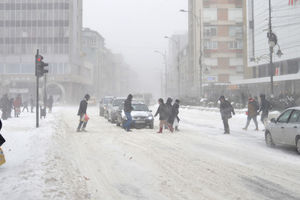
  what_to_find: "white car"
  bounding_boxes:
[265,107,300,154]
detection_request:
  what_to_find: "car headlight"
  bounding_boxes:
[148,116,153,120]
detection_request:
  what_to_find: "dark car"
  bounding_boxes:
[116,102,154,129]
[107,97,126,123]
[99,96,114,117]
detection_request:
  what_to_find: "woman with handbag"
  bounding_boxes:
[77,94,90,132]
[0,119,6,166]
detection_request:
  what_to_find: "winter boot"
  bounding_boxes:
[81,128,87,132]
[243,127,247,130]
[157,127,163,133]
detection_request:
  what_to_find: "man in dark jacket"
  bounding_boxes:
[123,94,134,132]
[0,94,10,120]
[168,99,180,131]
[259,94,271,127]
[77,94,90,132]
[243,97,259,131]
[48,95,54,113]
[155,98,173,133]
[219,96,235,134]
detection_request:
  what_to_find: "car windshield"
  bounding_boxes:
[113,99,125,106]
[132,104,149,111]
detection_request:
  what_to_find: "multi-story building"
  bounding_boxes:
[242,0,300,96]
[0,0,90,102]
[166,33,188,98]
[82,28,105,99]
[188,0,244,98]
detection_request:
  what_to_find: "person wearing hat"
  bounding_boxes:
[259,94,272,127]
[243,97,259,131]
[219,96,235,134]
[77,94,90,132]
[123,94,134,132]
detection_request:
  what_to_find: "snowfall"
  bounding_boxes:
[0,105,300,200]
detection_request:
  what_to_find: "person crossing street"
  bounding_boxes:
[77,94,90,132]
[123,94,134,132]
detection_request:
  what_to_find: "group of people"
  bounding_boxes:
[0,94,34,120]
[154,97,180,133]
[76,94,181,133]
[219,94,272,134]
[0,93,54,120]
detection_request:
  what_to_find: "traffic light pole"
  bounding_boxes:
[36,49,39,128]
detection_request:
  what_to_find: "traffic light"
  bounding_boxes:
[35,54,49,77]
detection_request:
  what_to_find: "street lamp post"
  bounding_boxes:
[164,36,180,97]
[154,50,167,97]
[180,9,203,97]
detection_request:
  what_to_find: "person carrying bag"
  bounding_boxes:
[0,119,6,166]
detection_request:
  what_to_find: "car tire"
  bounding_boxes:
[265,131,275,147]
[296,138,300,154]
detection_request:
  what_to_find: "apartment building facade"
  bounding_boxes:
[188,0,244,98]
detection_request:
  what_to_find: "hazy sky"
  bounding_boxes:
[83,0,188,97]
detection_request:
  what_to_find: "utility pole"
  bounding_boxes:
[268,0,274,95]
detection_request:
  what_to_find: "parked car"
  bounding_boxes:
[107,97,126,123]
[265,107,300,154]
[99,96,114,117]
[116,102,154,129]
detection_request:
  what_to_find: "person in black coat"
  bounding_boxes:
[48,95,54,113]
[0,94,10,120]
[170,99,180,131]
[155,98,173,133]
[219,96,235,134]
[259,94,272,127]
[77,94,90,132]
[123,94,134,132]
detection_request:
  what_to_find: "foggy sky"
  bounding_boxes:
[83,0,188,97]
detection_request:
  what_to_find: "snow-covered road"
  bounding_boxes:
[1,106,300,200]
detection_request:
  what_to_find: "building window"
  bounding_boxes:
[204,26,217,37]
[204,40,218,49]
[229,26,243,38]
[228,40,243,49]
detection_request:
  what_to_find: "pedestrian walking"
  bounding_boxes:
[30,95,34,113]
[0,119,6,166]
[172,99,180,131]
[8,98,14,118]
[0,94,10,120]
[243,97,259,131]
[77,94,90,132]
[165,97,174,132]
[47,95,54,113]
[219,96,235,134]
[13,95,22,118]
[154,98,173,133]
[259,94,272,127]
[22,100,29,112]
[123,94,134,132]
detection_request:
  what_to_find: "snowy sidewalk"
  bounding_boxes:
[0,109,88,200]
